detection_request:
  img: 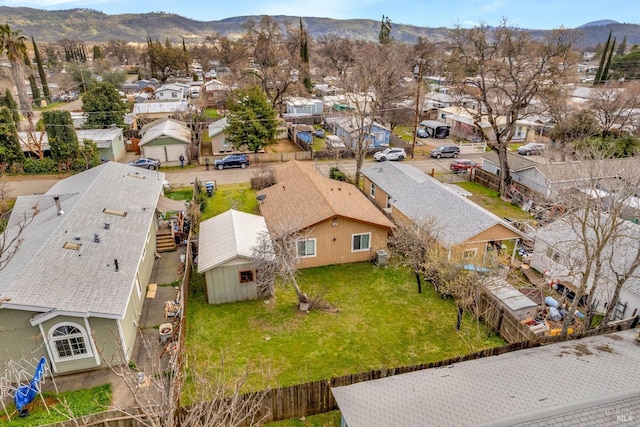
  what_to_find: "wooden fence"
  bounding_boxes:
[246,151,312,164]
[475,288,537,343]
[472,168,501,191]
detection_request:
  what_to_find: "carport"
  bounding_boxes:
[420,120,451,138]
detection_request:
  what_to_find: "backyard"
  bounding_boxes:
[185,261,505,392]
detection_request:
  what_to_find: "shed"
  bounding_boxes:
[420,120,451,138]
[197,210,269,304]
[138,118,191,166]
[485,277,538,321]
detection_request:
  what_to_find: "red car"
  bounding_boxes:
[449,159,477,173]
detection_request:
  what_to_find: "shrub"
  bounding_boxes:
[23,157,57,174]
[329,166,346,182]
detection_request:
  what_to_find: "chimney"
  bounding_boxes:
[53,196,64,216]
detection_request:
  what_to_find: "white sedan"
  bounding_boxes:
[374,148,407,161]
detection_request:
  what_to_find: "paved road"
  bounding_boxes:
[5,152,491,197]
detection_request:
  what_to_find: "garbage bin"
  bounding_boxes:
[376,250,388,266]
[159,323,173,343]
[205,181,215,197]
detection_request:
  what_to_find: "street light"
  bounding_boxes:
[411,59,425,160]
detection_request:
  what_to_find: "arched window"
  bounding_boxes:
[49,323,92,361]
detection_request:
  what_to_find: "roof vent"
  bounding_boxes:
[104,222,110,230]
[53,195,64,216]
[74,235,81,241]
[93,234,100,243]
[114,259,119,272]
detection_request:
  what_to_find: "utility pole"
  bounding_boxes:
[411,59,425,161]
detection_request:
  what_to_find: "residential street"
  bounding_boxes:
[4,153,493,197]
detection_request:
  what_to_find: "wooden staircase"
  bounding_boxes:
[156,232,177,252]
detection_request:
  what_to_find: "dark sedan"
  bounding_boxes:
[214,154,250,170]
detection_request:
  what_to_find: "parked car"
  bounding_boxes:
[325,135,346,150]
[214,154,250,170]
[430,144,460,159]
[374,148,406,162]
[314,129,326,138]
[128,157,160,170]
[517,142,545,156]
[449,159,477,173]
[416,128,429,138]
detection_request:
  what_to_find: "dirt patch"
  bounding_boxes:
[595,344,614,353]
[574,343,593,356]
[265,139,300,153]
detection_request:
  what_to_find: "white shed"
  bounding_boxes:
[197,210,269,305]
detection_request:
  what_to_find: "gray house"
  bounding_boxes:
[197,210,269,305]
[0,162,165,374]
[333,329,640,427]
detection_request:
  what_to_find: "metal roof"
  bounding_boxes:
[197,210,268,273]
[485,277,538,312]
[0,162,165,318]
[332,329,640,427]
[361,162,523,247]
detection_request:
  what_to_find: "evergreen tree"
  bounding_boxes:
[594,30,612,85]
[601,38,616,84]
[93,44,103,60]
[0,106,26,166]
[81,82,127,129]
[32,36,50,101]
[43,110,79,167]
[182,37,189,75]
[379,15,392,45]
[225,86,278,153]
[3,89,20,124]
[617,35,627,56]
[28,74,40,104]
[299,17,312,92]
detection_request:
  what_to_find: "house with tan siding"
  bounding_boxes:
[361,162,524,266]
[257,161,394,269]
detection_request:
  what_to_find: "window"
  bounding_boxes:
[49,323,91,361]
[239,270,254,283]
[386,196,392,209]
[370,183,376,198]
[297,238,316,258]
[352,233,371,252]
[463,248,477,260]
[221,137,230,147]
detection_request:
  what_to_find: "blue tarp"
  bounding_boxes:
[14,357,46,411]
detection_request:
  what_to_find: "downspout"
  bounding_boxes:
[37,323,58,373]
[117,319,129,361]
[83,316,101,367]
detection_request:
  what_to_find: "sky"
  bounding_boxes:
[1,0,640,29]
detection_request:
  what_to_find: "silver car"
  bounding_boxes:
[374,148,407,161]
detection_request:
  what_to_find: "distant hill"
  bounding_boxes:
[578,20,619,28]
[1,7,640,50]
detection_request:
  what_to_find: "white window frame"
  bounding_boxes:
[297,238,316,258]
[48,322,93,363]
[370,183,376,198]
[352,233,371,252]
[463,248,477,260]
[221,137,230,148]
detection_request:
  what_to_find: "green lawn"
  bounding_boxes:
[204,109,220,119]
[186,262,505,392]
[454,181,534,220]
[201,182,259,220]
[0,384,111,426]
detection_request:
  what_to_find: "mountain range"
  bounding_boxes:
[2,6,640,49]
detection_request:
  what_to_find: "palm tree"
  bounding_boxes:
[0,24,33,128]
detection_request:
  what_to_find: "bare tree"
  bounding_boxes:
[447,21,578,197]
[388,219,438,293]
[587,82,640,137]
[537,149,640,333]
[0,201,39,272]
[101,333,267,427]
[252,225,309,309]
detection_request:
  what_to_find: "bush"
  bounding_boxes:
[329,166,347,182]
[23,157,57,174]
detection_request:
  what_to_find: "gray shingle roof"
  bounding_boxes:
[332,329,640,427]
[0,162,165,318]
[360,162,523,247]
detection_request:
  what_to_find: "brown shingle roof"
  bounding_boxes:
[258,161,394,234]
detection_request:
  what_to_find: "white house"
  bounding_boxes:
[154,84,186,101]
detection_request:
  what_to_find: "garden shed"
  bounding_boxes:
[197,210,269,305]
[484,277,538,321]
